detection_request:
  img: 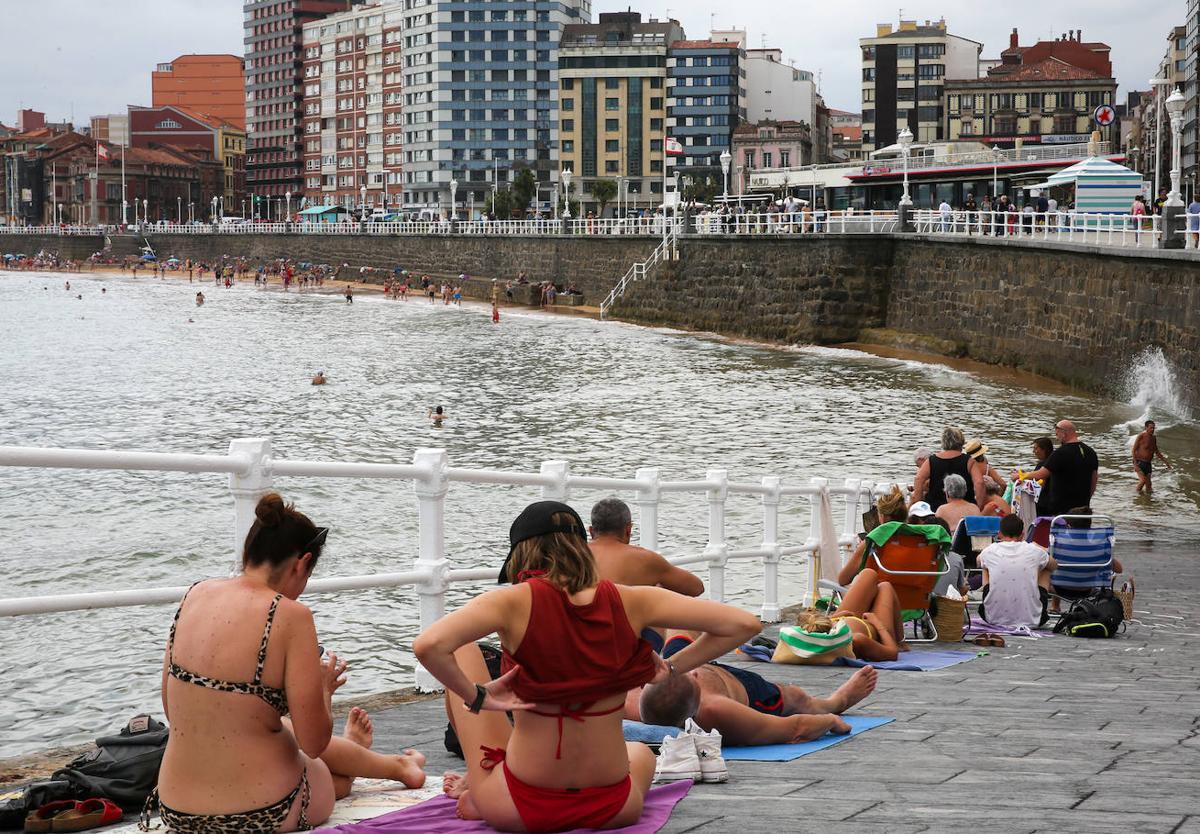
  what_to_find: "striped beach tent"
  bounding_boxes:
[1025,156,1144,214]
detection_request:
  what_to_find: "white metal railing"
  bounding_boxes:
[912,209,1164,249]
[691,210,900,236]
[598,226,678,319]
[867,141,1113,175]
[0,439,877,690]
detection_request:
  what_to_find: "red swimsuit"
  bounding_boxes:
[487,576,656,833]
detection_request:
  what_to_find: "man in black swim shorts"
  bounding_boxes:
[624,631,877,746]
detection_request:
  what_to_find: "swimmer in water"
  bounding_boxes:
[76,294,82,299]
[65,281,71,291]
[312,371,327,385]
[195,291,205,306]
[101,288,106,294]
[429,405,446,426]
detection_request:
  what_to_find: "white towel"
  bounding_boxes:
[817,486,841,585]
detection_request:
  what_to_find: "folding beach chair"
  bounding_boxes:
[867,529,951,641]
[1047,513,1116,605]
[950,515,1002,572]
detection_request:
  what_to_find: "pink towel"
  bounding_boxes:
[316,779,691,833]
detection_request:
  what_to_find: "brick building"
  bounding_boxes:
[244,0,356,201]
[129,105,246,209]
[152,54,246,130]
[300,1,404,212]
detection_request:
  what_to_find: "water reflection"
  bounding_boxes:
[0,272,1195,754]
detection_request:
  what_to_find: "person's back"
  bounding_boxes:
[978,515,1054,628]
[1043,430,1098,515]
[588,498,704,597]
[926,452,973,509]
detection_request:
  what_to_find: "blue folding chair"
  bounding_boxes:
[1048,514,1116,601]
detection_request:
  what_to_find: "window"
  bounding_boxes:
[562,98,574,111]
[863,68,876,81]
[897,45,914,59]
[1027,92,1043,110]
[650,77,663,88]
[992,93,1014,110]
[561,118,574,131]
[780,150,790,167]
[605,139,619,152]
[1086,91,1109,108]
[649,97,662,109]
[960,120,974,135]
[650,118,662,131]
[562,140,574,152]
[561,78,574,90]
[761,152,772,168]
[605,97,619,110]
[994,115,1017,136]
[917,43,945,58]
[862,46,875,60]
[1029,118,1041,135]
[1054,114,1076,134]
[605,118,619,131]
[605,78,619,89]
[917,64,943,79]
[605,160,619,172]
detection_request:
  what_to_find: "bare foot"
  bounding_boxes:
[455,790,482,821]
[828,715,852,735]
[391,751,427,789]
[830,666,877,713]
[443,771,468,798]
[343,707,374,749]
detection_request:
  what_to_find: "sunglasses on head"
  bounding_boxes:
[302,527,329,554]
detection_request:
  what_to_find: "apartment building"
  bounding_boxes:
[128,104,247,208]
[300,1,404,211]
[667,39,746,189]
[557,11,681,214]
[244,0,356,200]
[860,18,981,151]
[401,0,589,215]
[153,55,246,130]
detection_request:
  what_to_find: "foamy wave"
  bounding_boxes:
[1123,347,1191,424]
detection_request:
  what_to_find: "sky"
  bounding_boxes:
[0,0,1183,126]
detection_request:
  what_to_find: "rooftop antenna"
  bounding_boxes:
[710,12,716,33]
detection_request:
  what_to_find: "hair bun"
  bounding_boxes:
[255,492,289,527]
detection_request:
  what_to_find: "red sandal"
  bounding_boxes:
[48,798,123,832]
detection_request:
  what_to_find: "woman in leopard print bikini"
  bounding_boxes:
[141,493,427,832]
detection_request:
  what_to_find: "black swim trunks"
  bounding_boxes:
[662,635,784,715]
[1136,460,1152,476]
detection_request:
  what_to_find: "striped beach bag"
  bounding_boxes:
[772,620,855,665]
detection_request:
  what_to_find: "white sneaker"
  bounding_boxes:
[653,732,701,783]
[684,719,728,783]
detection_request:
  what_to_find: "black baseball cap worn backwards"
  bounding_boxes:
[497,500,588,584]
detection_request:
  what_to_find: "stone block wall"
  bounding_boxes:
[609,237,895,344]
[886,235,1200,399]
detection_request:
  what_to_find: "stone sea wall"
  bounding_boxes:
[5,231,1199,404]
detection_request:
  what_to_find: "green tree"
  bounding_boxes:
[512,169,537,216]
[591,179,618,216]
[486,190,515,219]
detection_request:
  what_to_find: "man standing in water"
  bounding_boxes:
[1132,420,1171,494]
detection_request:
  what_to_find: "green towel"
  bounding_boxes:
[778,620,854,658]
[865,521,952,549]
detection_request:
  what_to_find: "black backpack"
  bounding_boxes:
[1052,588,1125,638]
[444,644,507,758]
[50,715,169,810]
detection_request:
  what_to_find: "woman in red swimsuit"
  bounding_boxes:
[414,501,761,833]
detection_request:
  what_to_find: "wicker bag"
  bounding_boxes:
[1113,576,1136,621]
[931,595,967,642]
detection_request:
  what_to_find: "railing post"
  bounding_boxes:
[227,438,273,574]
[540,460,570,500]
[807,476,828,606]
[412,448,450,691]
[760,476,782,622]
[634,467,660,551]
[704,469,729,602]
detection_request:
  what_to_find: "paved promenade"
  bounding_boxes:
[358,526,1199,833]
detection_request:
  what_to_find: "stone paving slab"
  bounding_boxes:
[348,528,1200,832]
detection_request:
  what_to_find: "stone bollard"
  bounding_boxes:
[1161,204,1185,250]
[561,217,570,235]
[899,204,914,233]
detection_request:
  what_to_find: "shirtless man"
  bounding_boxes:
[588,498,704,597]
[1132,420,1171,494]
[625,631,877,745]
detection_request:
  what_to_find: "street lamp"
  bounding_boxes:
[142,199,148,224]
[286,191,292,223]
[991,145,1003,199]
[1166,87,1186,207]
[132,198,138,226]
[1149,77,1173,199]
[177,196,182,224]
[719,149,731,202]
[122,200,128,227]
[241,199,246,219]
[358,185,365,219]
[189,202,194,223]
[449,179,458,220]
[898,127,913,207]
[211,196,218,222]
[561,169,572,219]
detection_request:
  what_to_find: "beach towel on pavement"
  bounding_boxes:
[833,649,978,671]
[315,779,692,833]
[722,715,894,761]
[623,720,682,745]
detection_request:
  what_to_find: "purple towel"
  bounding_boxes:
[316,779,691,833]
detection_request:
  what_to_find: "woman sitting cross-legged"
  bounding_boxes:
[798,569,907,663]
[143,493,426,833]
[413,501,762,833]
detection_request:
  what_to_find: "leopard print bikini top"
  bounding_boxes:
[167,583,290,715]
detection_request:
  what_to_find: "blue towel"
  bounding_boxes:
[623,720,682,744]
[833,649,978,671]
[723,715,894,761]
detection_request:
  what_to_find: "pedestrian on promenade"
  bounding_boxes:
[980,195,992,235]
[1019,420,1098,516]
[1188,196,1200,247]
[1132,420,1171,494]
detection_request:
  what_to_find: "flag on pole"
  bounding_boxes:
[96,143,110,161]
[665,137,684,156]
